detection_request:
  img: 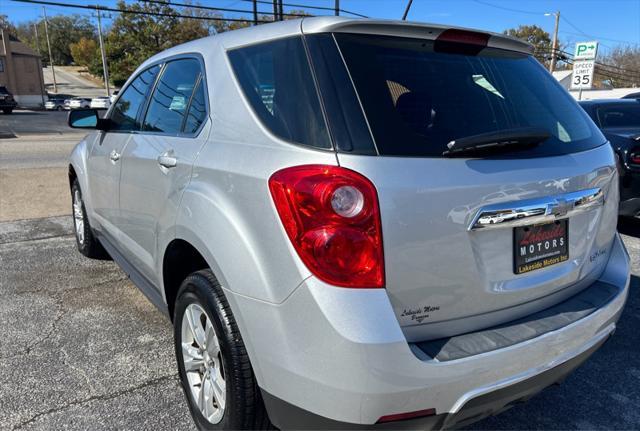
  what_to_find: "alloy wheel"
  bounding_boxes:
[72,189,85,245]
[181,303,226,424]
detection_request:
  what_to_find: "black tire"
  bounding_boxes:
[174,270,273,431]
[2,108,12,114]
[71,179,109,259]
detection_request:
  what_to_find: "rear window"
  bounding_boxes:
[334,33,604,157]
[228,37,331,150]
[597,104,640,128]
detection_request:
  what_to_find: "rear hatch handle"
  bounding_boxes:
[468,188,604,231]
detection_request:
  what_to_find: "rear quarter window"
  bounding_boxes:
[228,36,331,150]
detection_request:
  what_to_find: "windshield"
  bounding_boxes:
[597,104,640,129]
[334,33,604,157]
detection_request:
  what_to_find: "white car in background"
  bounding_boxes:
[90,96,111,109]
[69,98,91,109]
[44,97,66,111]
[109,90,119,103]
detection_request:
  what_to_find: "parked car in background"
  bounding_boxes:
[0,85,18,114]
[110,90,119,103]
[67,18,629,431]
[45,97,66,111]
[622,91,640,99]
[580,98,640,217]
[90,96,111,109]
[63,99,71,110]
[69,98,91,109]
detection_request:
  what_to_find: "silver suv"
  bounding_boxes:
[68,17,630,430]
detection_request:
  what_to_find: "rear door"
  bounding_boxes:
[118,57,210,285]
[87,65,160,239]
[318,32,618,341]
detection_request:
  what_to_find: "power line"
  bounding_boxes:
[472,0,544,16]
[559,30,640,47]
[535,48,640,84]
[235,0,367,18]
[10,0,272,23]
[139,0,311,19]
[473,0,639,49]
[537,47,640,78]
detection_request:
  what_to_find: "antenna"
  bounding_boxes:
[402,0,413,20]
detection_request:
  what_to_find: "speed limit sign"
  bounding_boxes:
[570,60,595,90]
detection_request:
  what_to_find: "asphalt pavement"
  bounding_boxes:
[0,216,195,430]
[0,111,86,221]
[0,110,79,137]
[42,66,106,99]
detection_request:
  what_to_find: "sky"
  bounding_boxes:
[1,0,639,54]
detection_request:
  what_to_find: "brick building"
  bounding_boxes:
[0,28,46,107]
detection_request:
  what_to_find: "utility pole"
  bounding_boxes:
[548,11,560,73]
[334,0,339,16]
[33,23,45,106]
[42,6,57,93]
[278,0,283,21]
[95,7,110,97]
[402,0,414,20]
[272,0,278,21]
[33,23,40,57]
[252,0,258,25]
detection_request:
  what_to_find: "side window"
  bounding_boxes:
[143,58,201,134]
[110,65,160,131]
[597,105,640,128]
[228,37,331,149]
[184,78,207,134]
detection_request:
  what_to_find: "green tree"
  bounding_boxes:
[16,15,96,65]
[504,25,554,66]
[599,45,640,88]
[70,37,104,77]
[70,37,98,68]
[0,15,18,35]
[105,1,220,85]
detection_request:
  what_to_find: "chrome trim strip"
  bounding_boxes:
[468,187,604,231]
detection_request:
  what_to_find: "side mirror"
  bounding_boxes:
[68,109,110,131]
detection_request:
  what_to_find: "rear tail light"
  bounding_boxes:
[269,165,384,288]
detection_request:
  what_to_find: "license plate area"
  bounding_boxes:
[514,219,568,274]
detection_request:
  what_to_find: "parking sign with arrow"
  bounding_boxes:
[574,41,599,60]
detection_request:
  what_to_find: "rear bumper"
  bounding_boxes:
[227,234,630,429]
[261,333,609,430]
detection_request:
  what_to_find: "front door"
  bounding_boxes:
[87,64,161,243]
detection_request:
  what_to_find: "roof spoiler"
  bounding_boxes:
[301,18,534,55]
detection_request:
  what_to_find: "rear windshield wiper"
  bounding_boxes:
[443,127,551,157]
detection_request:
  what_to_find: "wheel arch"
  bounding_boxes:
[162,238,210,320]
[68,164,78,189]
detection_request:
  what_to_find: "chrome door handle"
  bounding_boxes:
[468,187,604,231]
[109,150,120,162]
[157,154,177,169]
